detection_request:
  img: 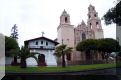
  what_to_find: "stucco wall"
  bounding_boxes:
[27,39,57,66]
[57,25,75,48]
[28,50,57,66]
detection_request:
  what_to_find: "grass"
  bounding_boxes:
[5,63,117,73]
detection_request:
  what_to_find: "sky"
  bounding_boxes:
[0,0,116,47]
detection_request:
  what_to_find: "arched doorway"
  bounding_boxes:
[82,33,86,40]
[38,54,47,66]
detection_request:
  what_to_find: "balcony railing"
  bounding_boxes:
[29,46,55,50]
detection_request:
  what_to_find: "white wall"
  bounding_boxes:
[27,39,57,66]
[57,25,75,47]
[27,50,57,66]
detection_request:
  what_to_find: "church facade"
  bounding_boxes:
[57,5,104,65]
[24,36,58,66]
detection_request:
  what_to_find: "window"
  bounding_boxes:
[92,7,94,10]
[94,14,97,17]
[35,41,38,45]
[90,23,92,29]
[66,53,71,61]
[65,17,68,23]
[82,33,86,40]
[46,42,48,46]
[96,22,98,25]
[41,41,43,44]
[88,15,91,19]
[96,22,99,28]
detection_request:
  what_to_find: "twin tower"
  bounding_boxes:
[57,4,104,48]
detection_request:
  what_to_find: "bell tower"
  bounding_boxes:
[87,4,104,39]
[60,9,70,25]
[57,10,74,48]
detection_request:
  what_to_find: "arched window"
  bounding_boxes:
[82,33,86,40]
[90,23,92,29]
[94,14,97,17]
[65,17,68,23]
[96,22,99,24]
[41,41,43,44]
[46,42,48,46]
[35,41,38,45]
[96,22,99,28]
[92,7,94,10]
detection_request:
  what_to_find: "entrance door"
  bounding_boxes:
[38,54,46,66]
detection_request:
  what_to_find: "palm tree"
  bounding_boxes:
[18,46,38,68]
[54,45,72,68]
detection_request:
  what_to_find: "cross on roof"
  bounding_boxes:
[41,32,45,37]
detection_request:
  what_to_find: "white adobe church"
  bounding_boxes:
[57,4,104,65]
[24,36,59,66]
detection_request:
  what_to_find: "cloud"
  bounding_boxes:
[0,0,116,46]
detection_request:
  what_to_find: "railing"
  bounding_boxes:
[29,46,55,50]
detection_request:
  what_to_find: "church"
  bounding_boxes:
[57,4,104,65]
[23,4,104,66]
[24,36,59,66]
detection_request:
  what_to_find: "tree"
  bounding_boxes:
[76,39,98,63]
[102,1,121,62]
[10,24,19,65]
[76,38,120,63]
[98,38,120,62]
[18,46,38,68]
[11,24,18,39]
[5,36,20,65]
[103,1,121,26]
[54,45,72,67]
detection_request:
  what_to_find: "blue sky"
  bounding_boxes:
[0,0,116,46]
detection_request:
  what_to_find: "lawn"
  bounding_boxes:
[5,63,117,73]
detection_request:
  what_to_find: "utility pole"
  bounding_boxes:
[62,39,65,67]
